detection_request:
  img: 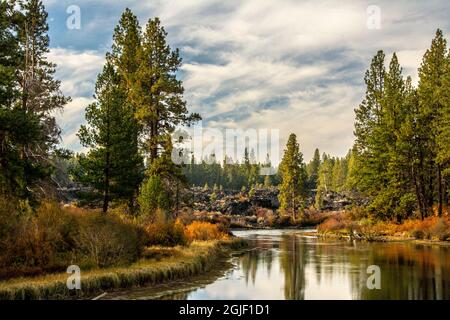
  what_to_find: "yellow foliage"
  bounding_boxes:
[184,221,228,241]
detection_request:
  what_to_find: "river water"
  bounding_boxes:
[106,229,450,300]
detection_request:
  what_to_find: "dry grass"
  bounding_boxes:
[318,210,450,241]
[0,238,247,300]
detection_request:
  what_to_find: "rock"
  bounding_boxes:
[189,187,278,215]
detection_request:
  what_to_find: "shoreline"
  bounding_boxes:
[0,238,247,300]
[233,226,450,246]
[306,230,450,246]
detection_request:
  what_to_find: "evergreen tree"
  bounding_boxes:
[107,8,142,197]
[315,154,333,208]
[306,148,321,192]
[138,174,169,216]
[131,17,200,163]
[78,63,143,212]
[1,0,70,199]
[353,50,386,194]
[439,51,450,201]
[344,148,359,191]
[417,29,449,216]
[278,133,308,217]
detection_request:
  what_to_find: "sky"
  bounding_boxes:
[44,0,450,162]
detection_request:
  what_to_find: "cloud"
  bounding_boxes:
[47,48,105,97]
[54,97,93,152]
[43,0,450,160]
[46,48,104,151]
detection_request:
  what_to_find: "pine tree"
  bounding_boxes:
[78,63,143,212]
[344,148,359,191]
[107,8,143,199]
[315,154,333,208]
[278,133,308,217]
[438,51,450,202]
[1,0,70,199]
[417,29,448,216]
[138,174,169,216]
[307,148,321,192]
[109,8,141,90]
[1,0,23,194]
[132,17,200,163]
[353,50,386,194]
[375,53,411,220]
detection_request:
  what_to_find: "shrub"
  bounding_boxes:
[276,214,293,227]
[411,229,424,239]
[75,213,146,268]
[317,217,344,233]
[0,201,78,275]
[317,211,352,233]
[431,218,449,241]
[0,199,147,279]
[138,175,170,216]
[145,210,187,247]
[184,221,227,241]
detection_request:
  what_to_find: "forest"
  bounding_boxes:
[0,0,449,299]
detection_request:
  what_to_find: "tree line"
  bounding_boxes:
[76,9,201,213]
[0,0,70,202]
[182,149,279,191]
[277,30,449,221]
[1,2,201,216]
[1,1,448,223]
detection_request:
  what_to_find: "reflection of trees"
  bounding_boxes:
[279,235,308,299]
[159,291,189,300]
[240,237,275,285]
[239,233,450,300]
[352,244,450,300]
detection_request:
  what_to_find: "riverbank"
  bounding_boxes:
[315,212,450,245]
[308,230,450,245]
[0,238,247,300]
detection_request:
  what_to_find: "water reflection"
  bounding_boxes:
[185,230,450,300]
[106,230,450,300]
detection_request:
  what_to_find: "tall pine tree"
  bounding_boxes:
[278,133,308,217]
[131,17,200,163]
[417,29,449,216]
[78,63,143,213]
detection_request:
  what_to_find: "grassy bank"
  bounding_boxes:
[0,238,247,300]
[316,210,450,243]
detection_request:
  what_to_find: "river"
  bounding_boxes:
[105,229,450,300]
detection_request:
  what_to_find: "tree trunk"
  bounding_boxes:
[103,150,110,214]
[437,164,443,217]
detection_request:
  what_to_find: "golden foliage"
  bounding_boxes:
[184,221,228,241]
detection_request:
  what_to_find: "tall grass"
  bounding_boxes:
[0,199,146,279]
[0,238,247,300]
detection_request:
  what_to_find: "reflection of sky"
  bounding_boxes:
[187,231,358,300]
[180,230,450,300]
[187,254,285,300]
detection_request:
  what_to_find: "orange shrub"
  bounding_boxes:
[317,212,450,241]
[184,221,228,241]
[317,217,345,232]
[145,218,187,247]
[317,211,352,233]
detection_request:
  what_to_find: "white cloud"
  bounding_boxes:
[44,0,450,160]
[47,48,104,97]
[47,48,104,151]
[54,97,93,152]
